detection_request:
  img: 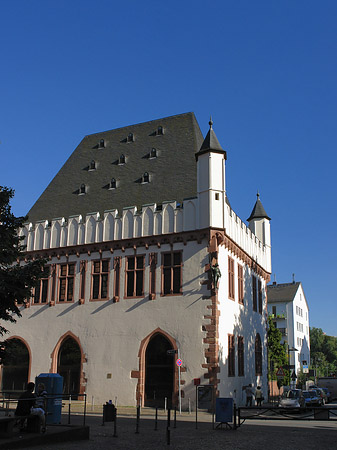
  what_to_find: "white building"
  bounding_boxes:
[1,113,272,408]
[267,281,310,375]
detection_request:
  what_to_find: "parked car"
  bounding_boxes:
[310,387,326,405]
[303,390,322,407]
[321,388,332,403]
[279,389,305,408]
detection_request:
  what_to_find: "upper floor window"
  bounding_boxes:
[125,255,145,298]
[150,148,157,159]
[33,266,50,304]
[79,184,86,195]
[91,260,109,300]
[109,178,117,189]
[99,139,105,148]
[162,251,182,296]
[228,334,235,377]
[238,264,244,304]
[119,154,126,165]
[258,279,263,314]
[90,160,96,170]
[228,257,235,300]
[157,126,164,135]
[238,336,244,376]
[127,132,134,142]
[252,275,257,312]
[58,263,75,302]
[142,172,150,183]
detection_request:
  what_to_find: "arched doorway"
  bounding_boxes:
[57,337,81,398]
[1,339,30,392]
[145,334,174,407]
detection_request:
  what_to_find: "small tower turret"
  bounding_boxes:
[196,117,227,229]
[247,192,271,248]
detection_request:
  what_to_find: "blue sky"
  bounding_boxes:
[1,1,336,335]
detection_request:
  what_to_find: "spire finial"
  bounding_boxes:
[257,190,260,199]
[209,115,213,130]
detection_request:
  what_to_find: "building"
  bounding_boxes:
[267,281,310,375]
[1,113,272,408]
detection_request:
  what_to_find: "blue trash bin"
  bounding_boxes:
[35,373,63,424]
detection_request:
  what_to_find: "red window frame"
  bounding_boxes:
[252,275,257,312]
[113,256,121,302]
[258,279,263,314]
[149,253,157,300]
[32,266,50,305]
[91,259,109,301]
[228,257,235,300]
[58,263,75,303]
[238,263,244,305]
[228,334,235,377]
[125,255,145,298]
[238,336,244,376]
[161,251,183,296]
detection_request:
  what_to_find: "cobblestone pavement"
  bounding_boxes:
[31,408,337,450]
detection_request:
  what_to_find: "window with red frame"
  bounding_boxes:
[255,334,262,375]
[162,252,182,295]
[258,279,263,314]
[58,263,75,302]
[228,334,235,377]
[228,257,235,300]
[252,275,257,312]
[238,264,244,304]
[33,266,50,304]
[92,260,109,300]
[238,336,244,376]
[126,255,144,297]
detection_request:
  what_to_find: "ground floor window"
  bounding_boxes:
[1,339,29,391]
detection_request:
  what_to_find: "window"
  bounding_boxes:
[228,257,235,300]
[119,154,126,165]
[125,255,145,298]
[79,261,87,303]
[99,139,105,148]
[91,260,109,300]
[33,266,50,304]
[258,279,262,314]
[150,148,157,158]
[238,336,244,376]
[79,184,86,195]
[90,160,96,170]
[162,252,182,295]
[238,264,244,304]
[113,257,121,302]
[149,253,157,300]
[255,334,262,375]
[157,126,164,135]
[142,172,150,183]
[110,178,117,189]
[252,275,257,312]
[58,263,75,302]
[127,132,134,142]
[272,306,276,316]
[215,193,219,200]
[228,334,235,377]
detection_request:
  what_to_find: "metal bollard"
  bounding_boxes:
[174,407,177,428]
[154,407,158,431]
[233,404,237,430]
[166,408,171,445]
[68,394,72,425]
[113,409,117,437]
[135,405,140,434]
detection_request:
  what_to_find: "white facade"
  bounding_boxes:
[2,117,272,408]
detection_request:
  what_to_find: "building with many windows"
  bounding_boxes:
[267,281,310,375]
[1,113,272,407]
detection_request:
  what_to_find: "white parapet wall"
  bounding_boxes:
[21,198,271,272]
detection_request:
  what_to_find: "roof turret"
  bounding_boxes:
[247,192,271,221]
[195,117,227,160]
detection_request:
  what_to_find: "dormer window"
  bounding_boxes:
[157,126,164,135]
[110,178,117,189]
[119,154,126,165]
[90,160,96,170]
[99,139,105,148]
[79,184,86,195]
[150,148,157,159]
[127,133,134,142]
[142,172,150,183]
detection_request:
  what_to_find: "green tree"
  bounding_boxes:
[310,327,337,378]
[0,186,45,340]
[267,317,288,384]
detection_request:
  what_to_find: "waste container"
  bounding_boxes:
[103,402,116,423]
[35,373,63,424]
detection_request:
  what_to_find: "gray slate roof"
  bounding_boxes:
[27,113,204,223]
[247,193,271,222]
[267,282,301,303]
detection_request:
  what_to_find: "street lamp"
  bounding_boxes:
[288,346,298,388]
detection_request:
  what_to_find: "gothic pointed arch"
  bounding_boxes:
[1,336,31,391]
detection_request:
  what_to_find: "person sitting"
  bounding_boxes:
[15,382,46,433]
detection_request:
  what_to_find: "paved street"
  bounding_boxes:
[28,406,337,450]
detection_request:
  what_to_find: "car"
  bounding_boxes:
[321,388,332,403]
[314,387,327,405]
[279,389,306,409]
[304,390,322,407]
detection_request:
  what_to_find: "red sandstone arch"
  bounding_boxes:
[131,328,179,407]
[50,331,86,396]
[0,336,32,389]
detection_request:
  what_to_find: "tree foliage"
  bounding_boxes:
[310,327,337,377]
[0,186,45,337]
[267,316,288,383]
